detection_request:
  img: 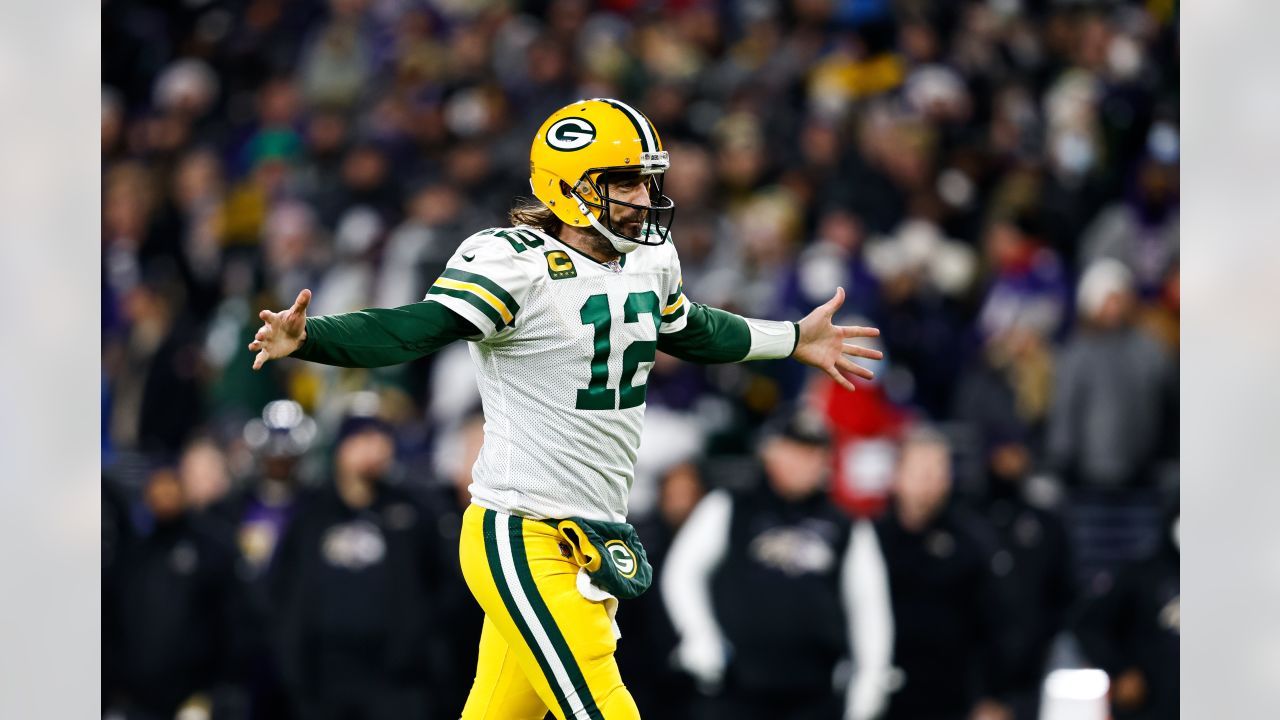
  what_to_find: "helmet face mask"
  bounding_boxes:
[530,99,677,253]
[575,166,675,248]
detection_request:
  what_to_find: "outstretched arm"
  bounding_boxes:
[249,289,479,370]
[657,287,881,389]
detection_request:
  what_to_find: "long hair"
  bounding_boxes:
[508,197,563,236]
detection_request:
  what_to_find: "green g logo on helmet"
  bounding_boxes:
[546,117,596,151]
[605,540,638,578]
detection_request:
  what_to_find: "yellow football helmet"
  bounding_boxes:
[530,98,675,253]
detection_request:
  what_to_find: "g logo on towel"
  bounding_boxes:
[605,540,638,578]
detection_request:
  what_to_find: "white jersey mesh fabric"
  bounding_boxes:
[424,225,688,522]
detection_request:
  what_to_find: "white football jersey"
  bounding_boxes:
[424,225,689,523]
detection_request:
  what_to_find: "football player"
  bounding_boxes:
[249,98,883,720]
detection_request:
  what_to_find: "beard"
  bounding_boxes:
[582,210,644,248]
[611,210,645,237]
[579,224,623,259]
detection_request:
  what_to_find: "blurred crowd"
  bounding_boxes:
[102,0,1179,718]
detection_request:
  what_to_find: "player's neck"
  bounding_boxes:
[557,224,621,265]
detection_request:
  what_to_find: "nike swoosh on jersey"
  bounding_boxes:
[462,253,476,262]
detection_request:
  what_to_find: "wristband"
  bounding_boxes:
[744,318,799,360]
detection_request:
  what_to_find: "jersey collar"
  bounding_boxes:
[521,225,628,272]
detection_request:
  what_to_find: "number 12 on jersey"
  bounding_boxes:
[576,291,661,411]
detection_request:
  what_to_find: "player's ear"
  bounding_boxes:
[560,180,575,198]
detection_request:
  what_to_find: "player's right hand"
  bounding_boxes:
[248,288,311,370]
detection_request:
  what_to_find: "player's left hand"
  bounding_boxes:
[792,287,883,392]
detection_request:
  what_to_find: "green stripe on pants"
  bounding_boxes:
[505,515,606,720]
[481,509,574,718]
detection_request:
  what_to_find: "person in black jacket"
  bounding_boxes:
[875,427,1013,720]
[424,407,488,718]
[204,400,316,720]
[977,435,1075,720]
[102,474,137,714]
[269,412,447,720]
[1074,502,1179,720]
[663,406,893,720]
[105,267,206,456]
[618,461,706,720]
[104,463,237,720]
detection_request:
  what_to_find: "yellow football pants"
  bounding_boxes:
[459,504,641,720]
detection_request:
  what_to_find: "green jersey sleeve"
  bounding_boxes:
[293,300,479,368]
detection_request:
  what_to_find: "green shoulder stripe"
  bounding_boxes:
[440,268,521,315]
[426,286,509,330]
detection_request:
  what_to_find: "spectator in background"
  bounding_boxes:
[954,296,1072,720]
[977,211,1070,344]
[1079,125,1180,298]
[843,109,917,236]
[952,319,1055,468]
[221,146,296,250]
[261,201,325,309]
[427,407,488,717]
[104,267,206,456]
[375,182,478,311]
[310,206,383,317]
[865,216,978,417]
[1046,259,1175,489]
[102,161,156,280]
[874,427,1011,720]
[295,107,352,206]
[777,207,883,324]
[240,77,304,179]
[145,147,227,324]
[974,438,1074,720]
[270,412,446,720]
[663,407,893,720]
[1074,503,1179,720]
[178,435,233,513]
[618,462,706,720]
[104,463,237,720]
[725,188,804,319]
[206,400,317,720]
[298,0,374,112]
[952,313,1073,720]
[1035,67,1115,269]
[151,57,223,149]
[314,141,402,230]
[818,336,910,519]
